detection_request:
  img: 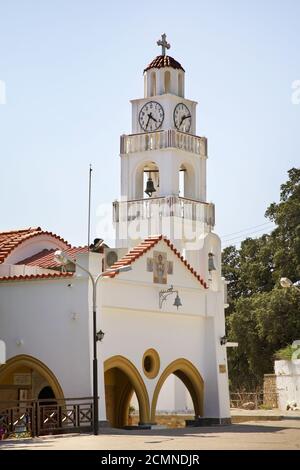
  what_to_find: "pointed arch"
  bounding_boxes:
[104,355,150,427]
[0,354,64,399]
[151,358,204,423]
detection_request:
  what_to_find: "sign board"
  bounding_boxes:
[14,373,31,386]
[0,339,6,364]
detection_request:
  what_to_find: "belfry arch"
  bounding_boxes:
[179,162,196,199]
[134,160,160,199]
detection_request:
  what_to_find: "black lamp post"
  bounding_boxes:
[54,250,131,435]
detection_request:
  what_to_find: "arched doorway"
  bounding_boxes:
[0,354,64,403]
[38,386,56,401]
[104,356,150,428]
[151,358,204,424]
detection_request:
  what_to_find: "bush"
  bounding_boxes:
[274,344,294,360]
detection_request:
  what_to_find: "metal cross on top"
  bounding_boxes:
[157,33,170,56]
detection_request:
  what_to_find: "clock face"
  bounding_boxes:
[139,101,164,132]
[174,103,192,133]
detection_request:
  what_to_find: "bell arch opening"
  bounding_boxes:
[135,160,160,199]
[104,356,150,428]
[151,358,204,425]
[179,163,196,199]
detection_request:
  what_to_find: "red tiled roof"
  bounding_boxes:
[17,246,88,269]
[0,227,70,264]
[103,235,207,288]
[0,272,74,283]
[144,55,185,73]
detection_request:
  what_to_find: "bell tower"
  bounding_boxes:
[113,35,215,271]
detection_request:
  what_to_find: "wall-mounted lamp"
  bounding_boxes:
[159,285,182,310]
[96,330,105,342]
[220,335,227,346]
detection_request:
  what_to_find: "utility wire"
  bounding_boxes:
[221,221,274,240]
[222,226,275,247]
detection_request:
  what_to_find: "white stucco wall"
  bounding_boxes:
[0,276,91,398]
[275,360,300,410]
[98,239,230,419]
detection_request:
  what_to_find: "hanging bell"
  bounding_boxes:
[208,252,216,272]
[173,293,182,309]
[145,175,156,197]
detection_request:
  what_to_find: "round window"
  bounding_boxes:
[142,349,160,379]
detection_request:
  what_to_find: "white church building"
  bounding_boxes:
[0,35,231,430]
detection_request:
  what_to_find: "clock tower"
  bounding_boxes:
[113,35,217,276]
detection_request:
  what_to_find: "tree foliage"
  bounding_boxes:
[223,168,300,390]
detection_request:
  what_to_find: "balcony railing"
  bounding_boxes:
[120,130,207,156]
[113,196,215,227]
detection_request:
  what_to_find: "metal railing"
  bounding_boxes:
[230,392,265,409]
[120,130,207,156]
[0,397,93,438]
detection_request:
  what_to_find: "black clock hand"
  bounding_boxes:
[150,115,157,123]
[179,115,186,127]
[146,114,151,128]
[179,114,191,128]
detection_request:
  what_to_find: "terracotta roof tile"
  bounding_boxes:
[0,272,74,282]
[17,246,88,269]
[0,227,70,264]
[144,55,185,73]
[103,235,207,288]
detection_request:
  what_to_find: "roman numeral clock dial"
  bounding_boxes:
[174,103,192,133]
[139,101,164,132]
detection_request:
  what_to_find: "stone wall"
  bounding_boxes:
[263,374,278,408]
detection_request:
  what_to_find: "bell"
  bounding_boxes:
[173,294,182,310]
[208,252,216,272]
[145,175,156,197]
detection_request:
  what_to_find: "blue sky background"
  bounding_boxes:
[0,0,299,247]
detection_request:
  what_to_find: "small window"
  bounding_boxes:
[151,72,156,96]
[164,71,171,93]
[178,73,184,97]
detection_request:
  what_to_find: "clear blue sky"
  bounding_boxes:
[0,0,299,247]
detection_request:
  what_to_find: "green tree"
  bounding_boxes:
[223,168,300,390]
[228,288,300,390]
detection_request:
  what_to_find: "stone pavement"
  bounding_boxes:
[1,418,300,450]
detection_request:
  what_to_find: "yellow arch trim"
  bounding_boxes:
[151,358,204,423]
[104,355,150,424]
[0,354,64,400]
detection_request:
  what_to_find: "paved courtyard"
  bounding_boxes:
[1,418,300,450]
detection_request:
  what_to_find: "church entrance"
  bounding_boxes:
[151,358,204,425]
[0,354,64,404]
[104,356,150,428]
